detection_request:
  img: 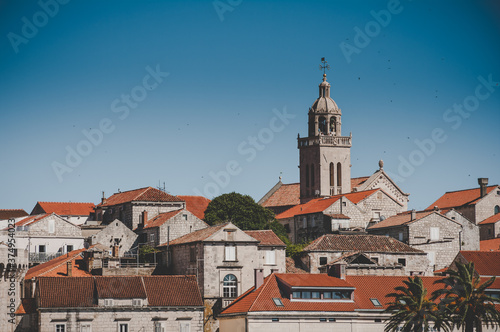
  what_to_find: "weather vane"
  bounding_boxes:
[319,57,330,74]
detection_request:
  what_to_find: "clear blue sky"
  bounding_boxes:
[1,0,499,213]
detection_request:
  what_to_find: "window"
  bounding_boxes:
[495,205,500,214]
[271,318,279,322]
[370,298,382,306]
[132,299,142,306]
[398,258,406,266]
[223,274,237,298]
[38,245,46,253]
[183,214,188,220]
[428,252,436,267]
[56,324,65,332]
[323,292,332,299]
[154,322,165,332]
[430,227,440,241]
[292,291,301,298]
[179,321,190,332]
[66,245,73,253]
[330,163,334,186]
[333,291,351,299]
[104,299,113,306]
[337,162,342,188]
[302,291,311,299]
[225,246,236,261]
[373,211,381,220]
[272,298,284,306]
[398,232,403,241]
[80,323,91,332]
[48,219,55,234]
[118,323,128,332]
[319,257,327,265]
[312,291,320,299]
[320,318,327,322]
[371,257,379,264]
[150,233,155,242]
[265,250,276,265]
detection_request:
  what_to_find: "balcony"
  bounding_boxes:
[298,135,351,148]
[30,252,65,263]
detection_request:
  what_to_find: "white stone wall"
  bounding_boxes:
[91,219,138,255]
[444,210,480,250]
[38,308,203,332]
[475,187,500,223]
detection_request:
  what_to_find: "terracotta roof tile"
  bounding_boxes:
[479,213,500,225]
[178,195,211,219]
[14,213,52,227]
[38,277,96,308]
[480,238,500,251]
[275,189,379,220]
[351,176,369,189]
[95,276,147,299]
[158,223,227,246]
[25,248,91,279]
[460,251,500,276]
[285,257,307,274]
[368,210,435,230]
[0,209,28,220]
[277,273,354,288]
[261,183,300,208]
[327,213,350,219]
[142,209,183,229]
[143,275,203,306]
[99,187,183,207]
[426,185,498,210]
[304,234,423,253]
[32,202,95,216]
[244,230,286,246]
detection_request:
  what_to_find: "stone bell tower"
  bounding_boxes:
[298,59,351,203]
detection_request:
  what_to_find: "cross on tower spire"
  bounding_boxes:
[319,57,330,75]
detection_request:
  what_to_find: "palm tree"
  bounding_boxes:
[432,262,500,332]
[385,276,451,332]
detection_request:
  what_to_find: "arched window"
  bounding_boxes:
[337,162,342,189]
[305,165,310,187]
[495,205,500,214]
[311,164,315,187]
[318,116,327,135]
[330,163,334,186]
[223,274,237,298]
[330,117,336,134]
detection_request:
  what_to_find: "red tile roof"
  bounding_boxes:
[480,238,500,251]
[95,276,147,299]
[261,183,300,208]
[277,273,354,288]
[327,213,350,219]
[25,248,91,279]
[285,257,307,274]
[351,176,369,189]
[15,298,36,315]
[142,209,183,229]
[368,210,435,230]
[479,213,500,225]
[32,202,95,216]
[0,209,28,220]
[178,195,211,219]
[276,189,379,220]
[459,251,500,276]
[158,223,227,246]
[15,213,52,227]
[99,187,183,207]
[143,275,203,306]
[244,230,286,246]
[304,234,423,253]
[426,185,498,210]
[36,276,203,308]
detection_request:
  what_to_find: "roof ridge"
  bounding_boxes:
[38,201,95,204]
[248,273,275,312]
[444,184,498,194]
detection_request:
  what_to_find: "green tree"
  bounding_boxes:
[385,276,451,332]
[204,192,288,241]
[432,262,500,332]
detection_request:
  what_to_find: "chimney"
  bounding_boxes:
[141,211,148,227]
[66,261,72,277]
[410,209,416,221]
[101,191,107,205]
[112,245,120,258]
[328,262,346,280]
[433,206,440,212]
[254,268,264,289]
[478,178,488,198]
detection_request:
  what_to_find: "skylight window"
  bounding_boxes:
[370,298,382,306]
[272,298,284,307]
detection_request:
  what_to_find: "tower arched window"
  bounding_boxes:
[223,274,237,298]
[337,162,342,189]
[330,163,334,186]
[311,164,315,187]
[495,205,500,214]
[318,116,327,135]
[305,165,310,187]
[330,117,336,134]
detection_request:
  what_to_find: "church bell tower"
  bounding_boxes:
[298,58,351,203]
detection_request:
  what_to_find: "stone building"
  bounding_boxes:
[301,234,430,276]
[258,181,300,215]
[1,213,84,265]
[177,195,211,220]
[158,223,286,332]
[136,209,208,247]
[30,201,95,226]
[0,243,28,332]
[95,187,186,230]
[276,188,405,243]
[426,178,500,224]
[441,209,480,251]
[478,213,500,240]
[17,275,204,332]
[367,210,463,271]
[218,273,500,332]
[89,219,138,255]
